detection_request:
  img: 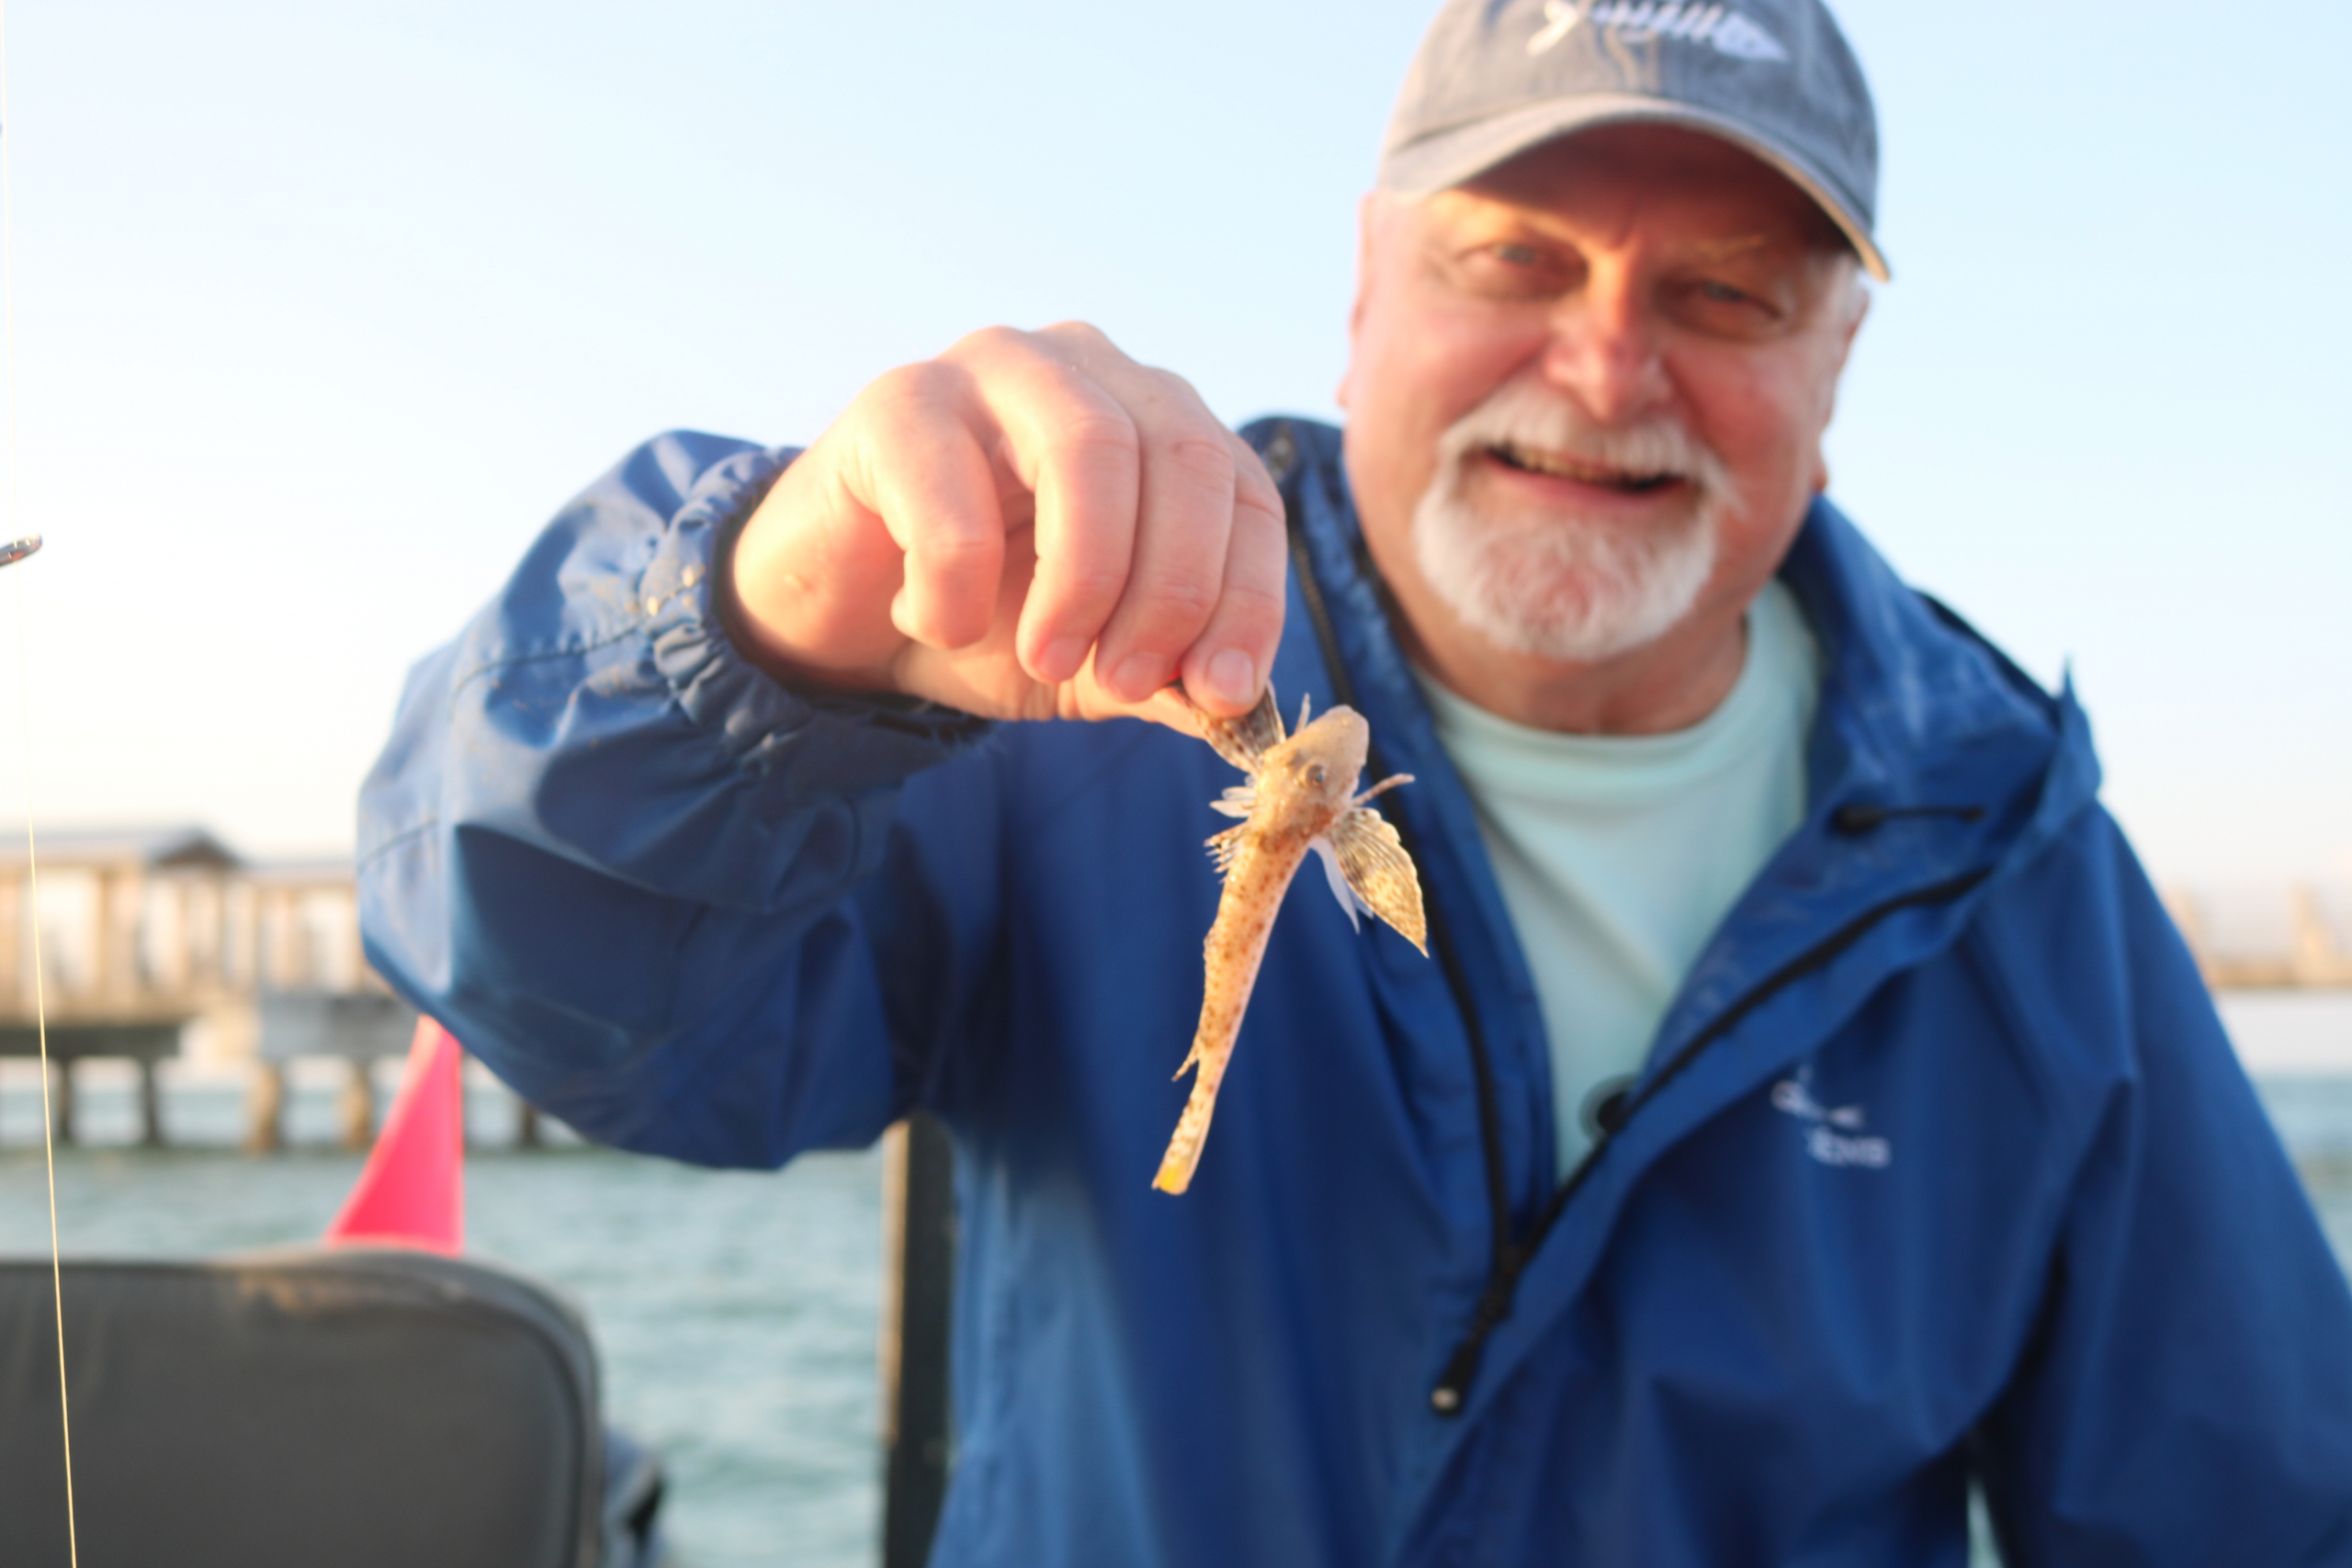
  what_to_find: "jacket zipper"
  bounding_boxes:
[1260,421,1995,1418]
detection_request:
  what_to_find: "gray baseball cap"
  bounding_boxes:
[1378,0,1888,280]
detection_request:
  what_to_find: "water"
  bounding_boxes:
[2,1003,2349,1567]
[2221,992,2352,1264]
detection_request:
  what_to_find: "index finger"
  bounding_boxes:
[933,344,1142,687]
[1171,429,1287,715]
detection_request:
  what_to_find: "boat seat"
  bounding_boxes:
[0,1246,663,1568]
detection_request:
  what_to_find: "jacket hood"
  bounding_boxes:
[1779,497,2102,873]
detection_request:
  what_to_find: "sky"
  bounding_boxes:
[0,0,2340,891]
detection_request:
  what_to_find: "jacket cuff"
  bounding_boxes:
[639,446,995,803]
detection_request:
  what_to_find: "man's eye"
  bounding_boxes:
[1679,276,1791,335]
[1451,240,1573,299]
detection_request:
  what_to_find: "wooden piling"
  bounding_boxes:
[48,1058,74,1145]
[138,1058,164,1146]
[243,1060,285,1154]
[337,1058,376,1150]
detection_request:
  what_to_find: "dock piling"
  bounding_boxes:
[49,1059,74,1145]
[138,1058,165,1147]
[336,1059,376,1151]
[243,1061,285,1154]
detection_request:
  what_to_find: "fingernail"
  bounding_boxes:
[1110,652,1167,702]
[1038,637,1087,682]
[1205,649,1255,708]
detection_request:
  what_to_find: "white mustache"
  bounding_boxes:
[1435,378,1730,497]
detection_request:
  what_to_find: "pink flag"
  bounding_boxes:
[324,1016,467,1254]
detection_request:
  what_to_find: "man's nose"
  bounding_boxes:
[1535,280,1668,426]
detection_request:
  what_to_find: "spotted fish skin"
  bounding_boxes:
[1154,686,1427,1195]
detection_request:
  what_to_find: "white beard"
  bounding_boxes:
[1409,378,1735,664]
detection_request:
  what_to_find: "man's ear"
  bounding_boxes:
[1337,192,1384,411]
[1836,273,1871,364]
[1810,270,1871,492]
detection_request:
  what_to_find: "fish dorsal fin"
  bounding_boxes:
[1327,806,1428,954]
[1193,683,1287,776]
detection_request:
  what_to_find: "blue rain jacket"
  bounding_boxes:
[359,420,2352,1567]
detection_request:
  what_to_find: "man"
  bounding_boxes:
[360,0,2352,1562]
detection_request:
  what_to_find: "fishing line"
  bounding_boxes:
[0,0,77,1557]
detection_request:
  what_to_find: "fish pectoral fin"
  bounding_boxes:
[1207,785,1257,819]
[1309,837,1365,932]
[1204,822,1249,876]
[1192,683,1287,774]
[1329,807,1429,954]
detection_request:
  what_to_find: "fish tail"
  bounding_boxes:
[1152,1072,1224,1194]
[1156,1022,1236,1192]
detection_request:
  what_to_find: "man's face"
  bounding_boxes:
[1341,124,1865,684]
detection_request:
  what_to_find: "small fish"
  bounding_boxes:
[1154,684,1428,1194]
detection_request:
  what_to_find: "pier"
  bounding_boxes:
[0,826,415,1149]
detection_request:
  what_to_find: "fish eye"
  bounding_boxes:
[1308,764,1328,787]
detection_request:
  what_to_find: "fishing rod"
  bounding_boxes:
[0,535,68,1568]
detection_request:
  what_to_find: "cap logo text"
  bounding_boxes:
[1529,0,1790,62]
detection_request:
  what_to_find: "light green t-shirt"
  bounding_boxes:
[1417,580,1822,1173]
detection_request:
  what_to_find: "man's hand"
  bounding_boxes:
[726,322,1288,727]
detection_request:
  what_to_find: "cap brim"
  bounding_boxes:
[1378,94,1890,282]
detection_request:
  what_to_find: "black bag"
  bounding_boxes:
[0,1246,664,1568]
